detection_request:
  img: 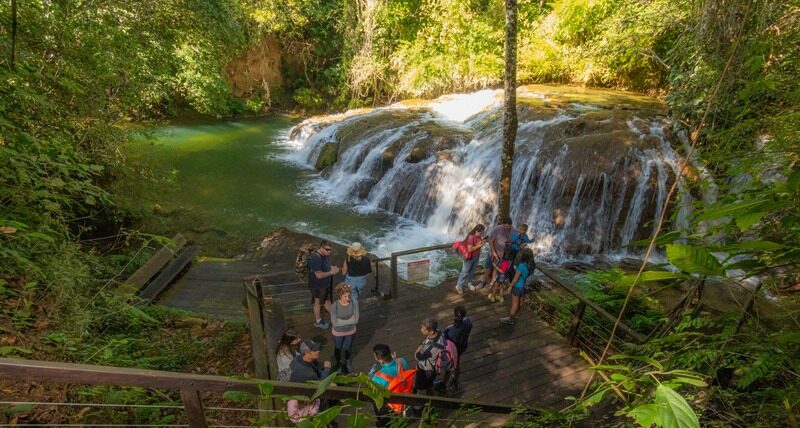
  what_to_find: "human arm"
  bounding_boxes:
[467,236,484,253]
[312,254,339,279]
[341,257,349,277]
[330,302,359,327]
[510,269,521,287]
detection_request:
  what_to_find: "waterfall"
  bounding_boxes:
[279,86,685,260]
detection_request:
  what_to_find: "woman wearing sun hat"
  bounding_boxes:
[341,242,372,301]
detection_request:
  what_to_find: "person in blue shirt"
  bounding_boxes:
[368,344,408,426]
[510,223,533,254]
[501,248,535,325]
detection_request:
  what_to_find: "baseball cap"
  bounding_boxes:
[298,340,320,354]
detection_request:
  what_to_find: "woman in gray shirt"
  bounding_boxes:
[331,282,359,374]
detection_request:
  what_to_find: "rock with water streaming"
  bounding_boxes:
[284,85,686,258]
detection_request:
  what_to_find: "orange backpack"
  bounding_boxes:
[373,358,417,414]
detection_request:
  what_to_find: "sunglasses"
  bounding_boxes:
[323,247,333,251]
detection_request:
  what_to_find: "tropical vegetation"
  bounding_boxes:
[1,0,799,427]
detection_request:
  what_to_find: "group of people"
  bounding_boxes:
[455,217,536,325]
[279,217,534,424]
[276,307,472,426]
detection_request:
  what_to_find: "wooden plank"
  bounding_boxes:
[118,234,187,295]
[180,388,209,428]
[0,357,527,414]
[263,297,287,381]
[139,245,199,302]
[244,281,269,381]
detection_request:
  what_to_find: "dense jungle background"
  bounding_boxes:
[1,0,799,426]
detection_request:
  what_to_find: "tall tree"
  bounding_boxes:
[10,0,17,70]
[498,0,518,220]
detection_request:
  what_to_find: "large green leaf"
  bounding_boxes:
[310,405,342,427]
[695,200,769,222]
[310,371,339,401]
[735,211,768,231]
[628,403,660,428]
[666,244,724,276]
[655,385,700,428]
[620,271,687,286]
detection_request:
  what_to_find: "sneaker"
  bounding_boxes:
[500,316,514,325]
[488,293,496,302]
[455,285,464,295]
[468,283,478,292]
[314,319,329,329]
[497,295,505,303]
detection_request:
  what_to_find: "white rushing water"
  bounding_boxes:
[277,87,687,264]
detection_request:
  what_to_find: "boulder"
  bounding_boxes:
[315,142,338,171]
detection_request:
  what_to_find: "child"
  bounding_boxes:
[444,306,472,392]
[488,243,514,303]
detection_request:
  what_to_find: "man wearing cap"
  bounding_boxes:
[309,240,339,329]
[287,340,334,423]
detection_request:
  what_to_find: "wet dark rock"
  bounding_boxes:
[354,178,378,199]
[315,142,338,171]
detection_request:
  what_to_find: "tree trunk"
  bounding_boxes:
[498,0,518,221]
[10,0,17,70]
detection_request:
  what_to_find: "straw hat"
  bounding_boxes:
[347,242,367,257]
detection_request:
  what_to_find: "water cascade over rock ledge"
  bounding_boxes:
[280,85,685,259]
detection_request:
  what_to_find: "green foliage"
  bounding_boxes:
[581,355,704,428]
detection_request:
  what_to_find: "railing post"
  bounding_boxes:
[180,388,209,428]
[390,253,398,299]
[243,280,270,380]
[374,258,380,295]
[568,302,587,346]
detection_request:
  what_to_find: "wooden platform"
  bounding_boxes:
[158,228,592,410]
[277,278,592,410]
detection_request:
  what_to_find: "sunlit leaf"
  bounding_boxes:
[655,385,700,428]
[666,244,723,276]
[628,403,660,427]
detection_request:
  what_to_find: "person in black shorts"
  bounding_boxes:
[308,240,339,329]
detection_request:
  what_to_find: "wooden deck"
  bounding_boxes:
[158,228,592,410]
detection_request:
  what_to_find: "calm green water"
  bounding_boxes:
[123,116,398,255]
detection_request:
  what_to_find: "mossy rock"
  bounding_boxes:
[315,142,338,171]
[334,109,424,155]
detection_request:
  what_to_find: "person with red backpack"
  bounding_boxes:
[368,344,414,426]
[454,224,485,295]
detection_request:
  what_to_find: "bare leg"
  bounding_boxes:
[510,295,521,316]
[313,299,322,321]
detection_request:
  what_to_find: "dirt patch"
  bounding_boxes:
[225,35,283,101]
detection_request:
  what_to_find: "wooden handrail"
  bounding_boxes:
[0,358,529,417]
[364,241,646,343]
[536,267,646,344]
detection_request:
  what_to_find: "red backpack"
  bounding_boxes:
[373,359,417,414]
[451,240,472,259]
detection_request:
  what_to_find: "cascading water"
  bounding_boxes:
[279,85,685,261]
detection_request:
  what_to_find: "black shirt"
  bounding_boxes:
[308,251,332,289]
[346,256,372,277]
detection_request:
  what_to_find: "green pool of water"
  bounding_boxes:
[121,116,396,255]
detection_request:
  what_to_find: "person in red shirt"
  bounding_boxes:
[455,224,485,294]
